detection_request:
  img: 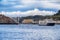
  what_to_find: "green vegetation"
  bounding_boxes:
[19,10,60,23]
[52,10,60,20]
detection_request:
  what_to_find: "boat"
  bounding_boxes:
[39,19,55,26]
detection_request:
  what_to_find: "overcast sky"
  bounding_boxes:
[0,0,60,12]
[0,0,60,17]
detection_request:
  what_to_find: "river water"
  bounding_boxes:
[0,24,60,40]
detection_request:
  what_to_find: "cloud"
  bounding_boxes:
[39,1,60,10]
[1,0,15,5]
[0,8,56,17]
[21,8,56,16]
[0,0,60,12]
[21,0,60,9]
[12,0,60,11]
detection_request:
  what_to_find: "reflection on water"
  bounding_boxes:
[0,24,60,40]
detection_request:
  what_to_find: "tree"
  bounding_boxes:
[54,10,60,15]
[53,10,60,20]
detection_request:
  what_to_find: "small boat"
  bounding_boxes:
[39,19,55,26]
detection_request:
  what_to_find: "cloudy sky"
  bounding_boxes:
[0,0,60,17]
[0,0,60,12]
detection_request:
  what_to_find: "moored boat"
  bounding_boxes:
[39,19,55,26]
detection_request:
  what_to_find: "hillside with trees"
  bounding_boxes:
[19,10,60,23]
[52,10,60,20]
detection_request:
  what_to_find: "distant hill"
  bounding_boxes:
[18,10,60,23]
[52,10,60,20]
[54,10,60,16]
[0,14,16,23]
[19,15,50,23]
